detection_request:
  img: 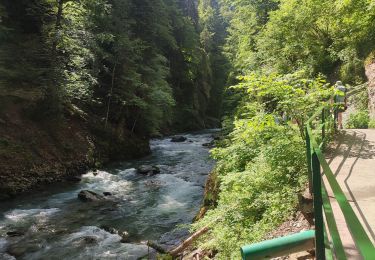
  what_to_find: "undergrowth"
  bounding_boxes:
[192,72,334,259]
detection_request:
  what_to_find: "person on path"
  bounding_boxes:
[334,81,347,129]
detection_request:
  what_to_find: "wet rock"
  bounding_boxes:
[137,165,160,176]
[120,231,130,243]
[66,176,82,182]
[100,225,118,235]
[145,180,163,188]
[202,141,215,148]
[82,236,98,245]
[6,231,25,237]
[0,253,16,260]
[78,190,105,202]
[7,242,40,258]
[171,136,187,142]
[103,192,112,196]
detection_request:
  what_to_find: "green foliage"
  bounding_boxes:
[1,0,227,135]
[193,73,331,258]
[369,119,375,129]
[346,110,370,129]
[348,84,369,111]
[220,0,375,83]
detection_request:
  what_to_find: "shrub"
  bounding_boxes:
[369,119,375,129]
[192,73,333,259]
[346,110,370,129]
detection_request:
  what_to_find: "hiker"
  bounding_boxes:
[334,81,347,129]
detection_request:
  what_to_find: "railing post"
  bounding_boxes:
[305,127,313,194]
[321,108,326,151]
[312,151,325,260]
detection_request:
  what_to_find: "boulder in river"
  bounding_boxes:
[78,190,105,202]
[171,136,187,142]
[120,231,130,243]
[100,225,119,235]
[103,192,112,196]
[137,165,160,176]
[7,231,25,237]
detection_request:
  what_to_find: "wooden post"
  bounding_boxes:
[312,151,325,260]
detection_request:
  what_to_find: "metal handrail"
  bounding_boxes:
[306,105,375,259]
[241,101,375,259]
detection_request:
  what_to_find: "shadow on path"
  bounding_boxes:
[327,130,375,242]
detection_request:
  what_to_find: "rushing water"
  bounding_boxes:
[0,130,217,260]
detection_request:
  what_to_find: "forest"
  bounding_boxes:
[1,0,375,259]
[0,0,227,196]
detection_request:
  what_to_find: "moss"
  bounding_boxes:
[194,170,220,221]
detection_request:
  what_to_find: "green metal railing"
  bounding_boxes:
[241,102,375,259]
[306,105,375,259]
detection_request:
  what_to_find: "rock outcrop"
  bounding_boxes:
[365,58,375,118]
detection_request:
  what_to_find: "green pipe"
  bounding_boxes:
[241,230,315,260]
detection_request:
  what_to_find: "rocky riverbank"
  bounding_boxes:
[0,98,150,200]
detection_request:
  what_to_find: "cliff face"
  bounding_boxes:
[365,61,375,118]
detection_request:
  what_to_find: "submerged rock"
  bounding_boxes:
[7,241,41,258]
[171,136,187,142]
[100,225,118,235]
[71,236,99,246]
[0,253,15,260]
[6,231,25,237]
[83,236,98,244]
[66,176,82,182]
[137,165,160,176]
[145,180,163,188]
[78,190,105,202]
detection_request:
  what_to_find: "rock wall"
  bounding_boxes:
[365,61,375,119]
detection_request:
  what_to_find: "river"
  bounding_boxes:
[0,130,217,259]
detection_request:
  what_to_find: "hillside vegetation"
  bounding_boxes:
[0,0,227,196]
[192,0,375,258]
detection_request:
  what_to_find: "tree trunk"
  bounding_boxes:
[105,62,117,129]
[52,0,64,52]
[168,226,210,257]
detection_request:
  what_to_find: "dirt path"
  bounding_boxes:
[326,129,375,259]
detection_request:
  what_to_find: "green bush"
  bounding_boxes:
[346,111,370,129]
[369,119,375,129]
[192,73,333,259]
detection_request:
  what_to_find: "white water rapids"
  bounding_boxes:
[0,130,217,259]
